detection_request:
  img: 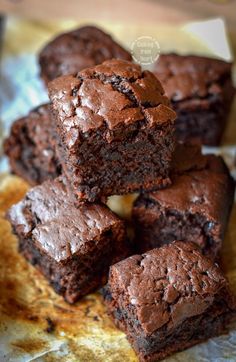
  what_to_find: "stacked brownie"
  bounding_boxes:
[4,103,61,185]
[5,25,133,185]
[7,58,177,304]
[48,59,176,202]
[39,25,132,84]
[4,25,236,361]
[153,53,235,145]
[133,143,235,260]
[5,35,235,184]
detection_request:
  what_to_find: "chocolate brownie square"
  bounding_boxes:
[103,241,235,361]
[4,104,61,185]
[153,54,235,145]
[133,150,235,259]
[7,177,128,303]
[49,59,176,203]
[39,25,132,84]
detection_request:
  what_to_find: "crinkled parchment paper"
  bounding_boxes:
[0,17,236,362]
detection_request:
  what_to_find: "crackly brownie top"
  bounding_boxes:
[39,25,132,82]
[8,177,123,262]
[147,154,234,223]
[153,53,232,101]
[109,241,231,335]
[48,59,176,148]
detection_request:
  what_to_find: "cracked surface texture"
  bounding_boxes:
[49,59,176,202]
[39,25,132,84]
[104,241,235,361]
[7,177,127,303]
[49,59,172,133]
[133,153,235,259]
[4,104,61,185]
[154,53,232,101]
[153,53,235,145]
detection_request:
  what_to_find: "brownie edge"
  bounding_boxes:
[3,103,61,185]
[7,177,129,303]
[132,150,235,259]
[103,241,235,361]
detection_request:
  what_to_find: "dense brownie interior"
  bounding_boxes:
[133,196,221,258]
[133,154,235,259]
[19,225,124,303]
[106,288,231,362]
[4,104,61,185]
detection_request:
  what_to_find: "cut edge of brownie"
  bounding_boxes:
[132,196,223,259]
[3,103,61,185]
[7,177,129,303]
[49,60,176,202]
[56,110,175,202]
[173,86,234,146]
[132,153,235,259]
[16,218,126,303]
[103,242,235,361]
[104,288,233,362]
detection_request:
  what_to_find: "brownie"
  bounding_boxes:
[39,25,132,84]
[153,53,235,145]
[7,177,128,303]
[103,241,235,362]
[49,59,176,203]
[4,104,61,185]
[171,142,208,175]
[133,150,235,259]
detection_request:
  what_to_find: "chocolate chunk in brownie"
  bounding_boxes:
[103,241,235,362]
[153,53,235,145]
[7,177,128,303]
[49,59,176,203]
[4,104,61,185]
[39,25,132,84]
[133,151,235,259]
